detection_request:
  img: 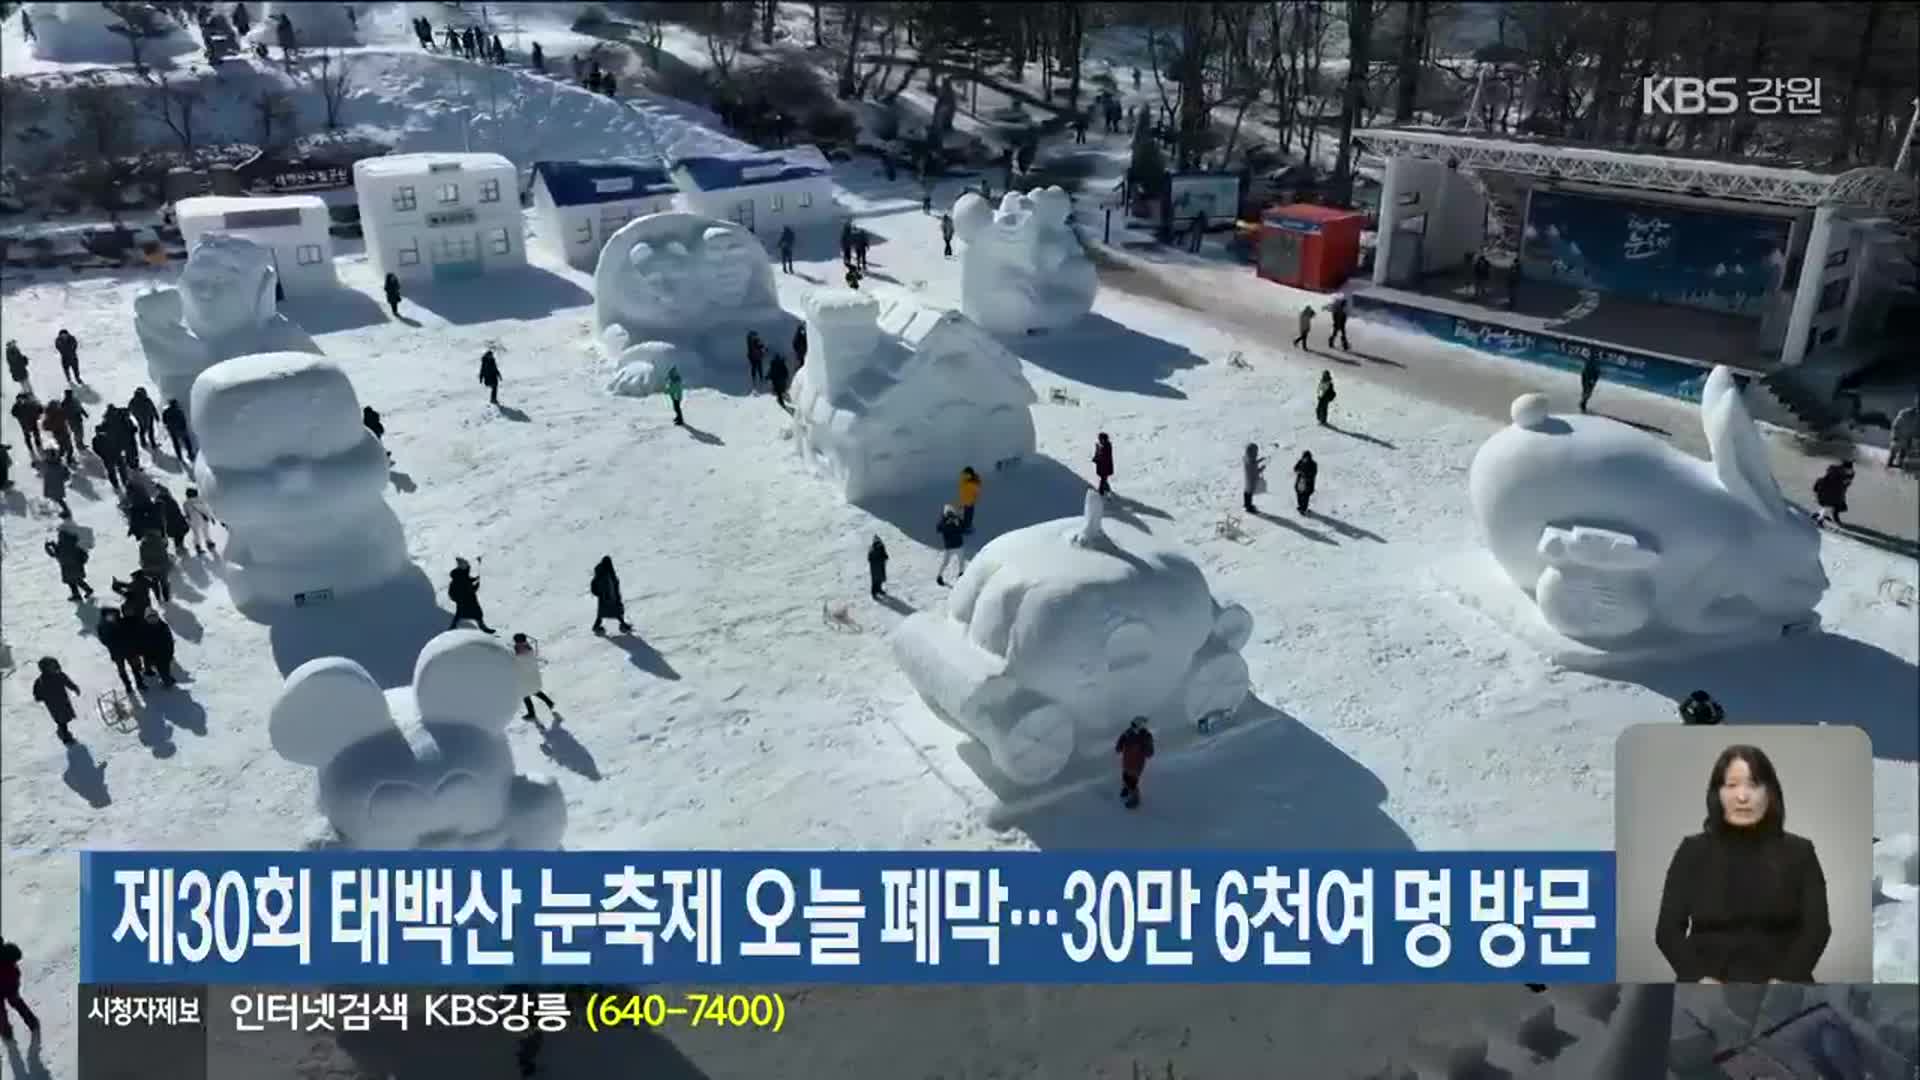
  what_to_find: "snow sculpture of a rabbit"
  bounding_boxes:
[1468,366,1828,648]
[270,630,567,850]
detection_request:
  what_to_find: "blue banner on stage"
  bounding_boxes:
[81,851,1617,985]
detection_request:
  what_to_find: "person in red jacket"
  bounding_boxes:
[1092,432,1114,496]
[0,937,41,1043]
[1115,717,1154,809]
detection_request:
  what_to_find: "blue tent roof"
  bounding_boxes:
[670,149,830,192]
[532,160,677,207]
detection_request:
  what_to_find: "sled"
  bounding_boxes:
[822,600,862,633]
[1214,514,1253,544]
[97,689,137,733]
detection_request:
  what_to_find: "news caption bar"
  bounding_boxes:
[83,851,1617,983]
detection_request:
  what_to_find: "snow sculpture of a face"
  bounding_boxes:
[271,631,567,850]
[891,492,1252,786]
[1467,367,1828,649]
[699,225,760,307]
[952,186,1099,335]
[179,233,278,341]
[620,240,703,324]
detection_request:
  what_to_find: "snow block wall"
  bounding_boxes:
[248,2,362,47]
[134,234,319,418]
[891,492,1253,786]
[271,630,567,850]
[189,351,410,611]
[952,186,1099,336]
[1875,834,1919,982]
[592,212,786,394]
[790,291,1039,503]
[25,2,197,64]
[1467,368,1829,652]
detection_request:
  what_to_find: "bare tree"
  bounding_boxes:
[809,0,823,47]
[65,76,138,205]
[312,49,355,130]
[836,3,867,98]
[687,1,752,83]
[253,90,297,151]
[1329,0,1375,207]
[140,66,206,153]
[102,1,179,73]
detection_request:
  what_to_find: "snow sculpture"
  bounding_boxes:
[592,212,786,392]
[952,186,1098,336]
[1468,367,1828,651]
[248,2,362,47]
[1875,834,1919,983]
[134,234,318,418]
[190,352,409,610]
[792,291,1038,501]
[891,491,1253,786]
[25,3,196,63]
[271,630,567,850]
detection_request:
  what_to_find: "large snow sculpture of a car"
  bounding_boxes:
[890,491,1254,786]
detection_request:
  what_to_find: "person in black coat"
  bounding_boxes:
[54,329,80,383]
[852,229,871,271]
[96,607,145,693]
[122,481,160,540]
[776,226,795,273]
[154,487,190,556]
[1655,744,1830,983]
[127,389,160,451]
[589,556,633,636]
[45,528,93,601]
[767,354,791,410]
[134,609,178,687]
[1812,461,1853,527]
[90,428,122,492]
[112,569,160,621]
[384,273,403,317]
[447,557,495,633]
[745,331,766,388]
[11,393,44,456]
[5,340,29,386]
[792,324,808,371]
[0,442,11,490]
[531,41,544,71]
[1679,690,1726,726]
[60,389,86,448]
[31,658,81,744]
[160,399,193,463]
[934,506,967,586]
[102,405,139,469]
[478,350,502,405]
[1292,451,1318,515]
[867,537,888,599]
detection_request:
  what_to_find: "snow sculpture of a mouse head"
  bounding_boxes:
[180,233,279,341]
[699,224,767,307]
[952,186,1098,335]
[271,631,567,850]
[1468,367,1828,647]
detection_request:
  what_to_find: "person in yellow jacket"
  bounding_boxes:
[957,466,982,534]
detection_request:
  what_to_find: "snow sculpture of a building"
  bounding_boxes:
[134,233,318,418]
[25,3,197,63]
[891,491,1253,786]
[791,291,1038,502]
[190,352,409,611]
[593,212,787,394]
[952,186,1099,336]
[1468,367,1828,652]
[271,630,567,850]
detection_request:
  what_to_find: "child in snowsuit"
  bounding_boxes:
[935,506,967,586]
[1115,717,1154,808]
[1242,443,1267,514]
[37,450,68,516]
[182,487,216,555]
[746,331,766,387]
[136,609,177,687]
[664,367,686,425]
[867,537,888,599]
[0,939,42,1045]
[957,467,981,533]
[590,556,633,635]
[1679,690,1725,726]
[128,388,160,451]
[1092,433,1114,495]
[155,487,190,556]
[1813,461,1853,526]
[1293,451,1318,515]
[97,607,144,693]
[384,273,403,317]
[30,658,80,746]
[1292,304,1315,349]
[160,399,193,462]
[448,557,494,633]
[45,528,92,601]
[512,634,555,720]
[768,354,791,410]
[479,351,502,405]
[138,530,174,602]
[54,329,79,383]
[1314,370,1336,426]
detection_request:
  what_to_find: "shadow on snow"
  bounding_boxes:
[855,454,1145,554]
[260,565,451,689]
[404,267,592,326]
[1013,313,1202,399]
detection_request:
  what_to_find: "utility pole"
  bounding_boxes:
[1894,97,1919,177]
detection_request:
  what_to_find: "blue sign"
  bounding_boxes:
[81,851,1617,985]
[1348,294,1741,403]
[1523,190,1791,318]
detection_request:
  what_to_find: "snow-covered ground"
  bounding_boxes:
[2,7,1917,1077]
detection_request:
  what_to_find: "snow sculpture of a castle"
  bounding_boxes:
[190,351,409,611]
[952,185,1099,336]
[791,291,1038,502]
[891,491,1253,786]
[134,233,318,420]
[1468,367,1828,654]
[271,630,567,850]
[592,212,787,395]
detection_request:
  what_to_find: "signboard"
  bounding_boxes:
[1167,173,1242,223]
[264,166,352,193]
[428,162,463,174]
[426,209,478,229]
[593,176,635,194]
[292,589,333,607]
[1270,216,1322,234]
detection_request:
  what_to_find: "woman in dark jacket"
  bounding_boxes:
[97,607,145,693]
[1654,744,1830,983]
[478,351,502,405]
[45,528,93,601]
[1092,433,1114,495]
[1292,451,1318,515]
[589,556,633,636]
[155,487,190,556]
[136,609,178,687]
[383,273,403,318]
[867,537,888,599]
[448,557,495,633]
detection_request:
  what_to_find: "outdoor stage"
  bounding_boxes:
[1346,270,1775,403]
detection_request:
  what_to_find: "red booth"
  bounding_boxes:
[1256,204,1366,291]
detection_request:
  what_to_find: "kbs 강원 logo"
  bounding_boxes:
[1642,77,1824,117]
